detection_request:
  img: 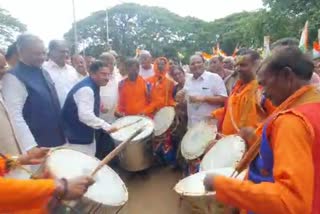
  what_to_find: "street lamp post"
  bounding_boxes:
[72,0,78,54]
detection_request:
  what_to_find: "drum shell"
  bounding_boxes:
[114,135,153,172]
[71,197,126,214]
[179,194,225,214]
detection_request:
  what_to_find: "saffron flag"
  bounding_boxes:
[299,21,309,53]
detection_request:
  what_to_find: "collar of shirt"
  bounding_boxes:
[45,59,68,71]
[192,70,208,81]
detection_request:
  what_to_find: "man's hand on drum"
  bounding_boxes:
[203,174,216,192]
[239,127,256,143]
[104,126,119,133]
[54,176,95,200]
[114,111,125,118]
[18,147,50,165]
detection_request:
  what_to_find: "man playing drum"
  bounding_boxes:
[0,149,93,213]
[62,61,117,156]
[212,49,274,136]
[145,57,176,166]
[116,58,153,117]
[204,46,320,214]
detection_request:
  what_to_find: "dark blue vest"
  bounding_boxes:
[9,62,65,147]
[248,122,274,214]
[62,77,100,145]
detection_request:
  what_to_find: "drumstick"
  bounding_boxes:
[110,118,143,133]
[91,126,146,177]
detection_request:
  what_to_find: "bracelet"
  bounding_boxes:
[56,178,68,200]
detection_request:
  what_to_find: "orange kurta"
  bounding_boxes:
[117,76,152,116]
[213,85,320,214]
[0,157,55,214]
[145,57,175,114]
[212,79,272,135]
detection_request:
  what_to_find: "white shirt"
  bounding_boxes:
[2,74,38,152]
[64,86,111,156]
[139,64,154,79]
[73,87,111,130]
[183,71,227,128]
[100,75,119,124]
[43,60,79,107]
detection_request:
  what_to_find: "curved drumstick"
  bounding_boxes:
[91,125,146,177]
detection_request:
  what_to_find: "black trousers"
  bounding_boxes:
[95,130,117,166]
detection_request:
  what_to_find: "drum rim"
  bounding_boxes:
[153,106,175,136]
[47,148,129,205]
[111,115,155,142]
[181,122,217,160]
[200,135,246,171]
[174,170,220,197]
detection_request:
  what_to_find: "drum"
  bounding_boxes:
[181,121,217,160]
[200,135,246,171]
[111,115,154,171]
[46,149,128,214]
[153,106,176,137]
[4,168,31,179]
[174,167,246,214]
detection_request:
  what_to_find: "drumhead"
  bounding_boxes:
[200,135,246,171]
[153,107,175,136]
[47,149,128,206]
[4,168,31,179]
[111,116,154,142]
[181,121,217,160]
[174,167,246,197]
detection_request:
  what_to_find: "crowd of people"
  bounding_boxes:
[0,33,319,214]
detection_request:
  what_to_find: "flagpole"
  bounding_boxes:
[72,0,78,54]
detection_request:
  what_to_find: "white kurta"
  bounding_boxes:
[43,60,79,107]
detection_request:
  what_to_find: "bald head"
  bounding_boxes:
[72,55,87,76]
[48,40,70,67]
[99,52,115,73]
[139,50,152,70]
[190,54,205,78]
[16,34,45,68]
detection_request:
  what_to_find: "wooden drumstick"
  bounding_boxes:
[91,126,146,177]
[107,118,143,134]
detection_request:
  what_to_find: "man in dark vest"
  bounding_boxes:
[62,60,117,156]
[2,34,65,153]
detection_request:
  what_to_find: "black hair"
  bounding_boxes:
[238,49,261,62]
[271,37,299,50]
[5,42,18,60]
[48,40,66,53]
[125,58,139,69]
[265,46,314,81]
[172,65,185,74]
[89,60,107,73]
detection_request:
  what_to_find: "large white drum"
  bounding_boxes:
[46,149,128,213]
[153,106,176,137]
[111,116,154,171]
[181,121,217,160]
[174,167,246,214]
[200,135,246,171]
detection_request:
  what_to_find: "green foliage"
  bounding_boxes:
[64,2,320,62]
[0,8,26,47]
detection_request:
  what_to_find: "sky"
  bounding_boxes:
[0,0,263,44]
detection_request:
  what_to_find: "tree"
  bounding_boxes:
[0,8,26,47]
[263,0,320,43]
[65,2,320,61]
